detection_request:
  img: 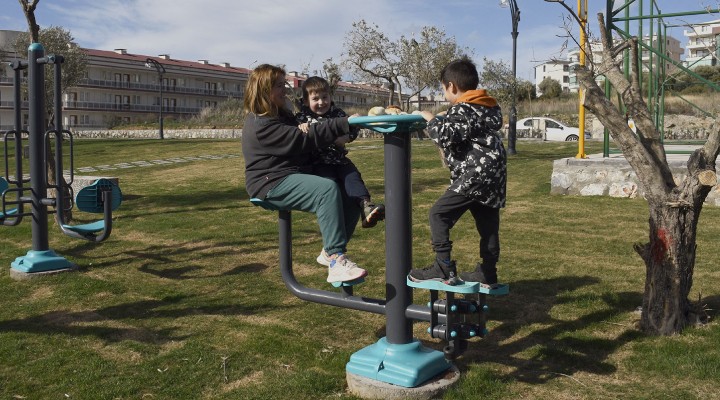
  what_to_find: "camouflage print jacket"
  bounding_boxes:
[426,91,507,208]
[296,104,360,165]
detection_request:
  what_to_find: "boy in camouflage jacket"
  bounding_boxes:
[408,58,507,288]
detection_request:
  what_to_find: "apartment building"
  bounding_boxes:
[534,60,572,95]
[683,19,720,67]
[537,35,683,94]
[0,29,391,131]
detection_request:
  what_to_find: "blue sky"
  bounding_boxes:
[1,0,717,82]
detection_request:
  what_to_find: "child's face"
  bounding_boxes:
[305,90,331,115]
[270,76,288,109]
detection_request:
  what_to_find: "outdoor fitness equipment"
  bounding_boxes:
[251,114,508,389]
[1,43,120,276]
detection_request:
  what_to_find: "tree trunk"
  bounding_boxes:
[636,205,697,335]
[544,6,720,336]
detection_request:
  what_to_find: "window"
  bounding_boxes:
[523,119,533,127]
[545,120,561,129]
[563,76,569,83]
[563,65,569,71]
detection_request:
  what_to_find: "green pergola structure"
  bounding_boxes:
[601,0,720,156]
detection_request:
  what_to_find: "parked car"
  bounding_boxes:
[515,117,589,141]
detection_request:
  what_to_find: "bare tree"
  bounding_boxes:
[548,0,718,335]
[322,58,342,96]
[16,1,87,222]
[398,26,467,110]
[13,27,88,121]
[18,0,40,42]
[342,19,402,107]
[480,57,515,106]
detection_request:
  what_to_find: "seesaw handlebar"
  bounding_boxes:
[348,114,427,134]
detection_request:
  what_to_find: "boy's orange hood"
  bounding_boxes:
[456,89,498,108]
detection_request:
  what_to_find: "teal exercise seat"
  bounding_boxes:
[249,197,284,211]
[0,177,18,221]
[59,178,122,241]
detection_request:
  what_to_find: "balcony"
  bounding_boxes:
[76,78,243,98]
[63,101,203,115]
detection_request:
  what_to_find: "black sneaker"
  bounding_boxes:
[361,201,385,228]
[460,263,499,288]
[409,259,459,285]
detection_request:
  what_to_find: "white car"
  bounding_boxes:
[515,117,588,141]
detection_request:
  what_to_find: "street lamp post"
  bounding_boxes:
[145,58,166,140]
[500,0,520,155]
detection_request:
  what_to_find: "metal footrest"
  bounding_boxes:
[407,276,509,295]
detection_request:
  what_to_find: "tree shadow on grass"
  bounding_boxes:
[62,240,280,272]
[0,294,287,344]
[414,275,645,385]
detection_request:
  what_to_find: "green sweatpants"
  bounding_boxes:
[265,173,360,255]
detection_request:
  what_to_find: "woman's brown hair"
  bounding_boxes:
[243,64,286,116]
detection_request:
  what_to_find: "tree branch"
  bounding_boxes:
[19,0,40,42]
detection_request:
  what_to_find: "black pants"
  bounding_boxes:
[313,162,370,205]
[429,190,500,266]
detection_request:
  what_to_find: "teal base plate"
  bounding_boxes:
[346,337,451,388]
[11,250,75,273]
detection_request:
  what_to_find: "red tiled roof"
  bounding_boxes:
[83,48,252,74]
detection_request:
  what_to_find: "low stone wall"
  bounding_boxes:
[589,114,715,140]
[73,129,242,139]
[551,157,720,206]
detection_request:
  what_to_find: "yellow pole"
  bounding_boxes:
[576,0,588,159]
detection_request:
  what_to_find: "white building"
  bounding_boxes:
[683,19,720,68]
[534,60,571,95]
[535,35,683,94]
[1,29,391,131]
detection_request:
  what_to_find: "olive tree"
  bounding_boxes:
[538,77,563,98]
[547,0,718,335]
[343,20,402,107]
[398,26,467,110]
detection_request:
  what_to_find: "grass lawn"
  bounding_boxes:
[1,138,719,399]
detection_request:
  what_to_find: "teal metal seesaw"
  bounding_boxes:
[250,113,509,388]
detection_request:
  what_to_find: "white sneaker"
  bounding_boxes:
[316,249,332,267]
[326,253,367,283]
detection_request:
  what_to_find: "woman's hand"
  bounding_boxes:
[334,134,350,146]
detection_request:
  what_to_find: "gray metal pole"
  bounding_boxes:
[11,61,25,183]
[507,0,520,155]
[384,131,413,344]
[159,73,164,140]
[28,43,49,251]
[277,209,387,314]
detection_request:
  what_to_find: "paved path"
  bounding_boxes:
[69,153,241,174]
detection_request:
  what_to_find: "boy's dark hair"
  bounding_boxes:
[440,58,479,91]
[301,76,331,101]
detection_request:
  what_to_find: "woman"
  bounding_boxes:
[242,64,365,283]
